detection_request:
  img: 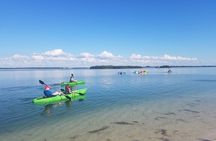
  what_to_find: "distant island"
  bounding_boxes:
[90,65,143,69]
[157,65,216,68]
[90,65,216,69]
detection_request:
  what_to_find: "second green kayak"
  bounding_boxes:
[60,80,85,87]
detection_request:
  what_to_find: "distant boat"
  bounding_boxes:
[118,72,126,75]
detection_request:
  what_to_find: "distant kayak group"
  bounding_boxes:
[118,69,172,75]
[33,74,87,105]
[134,70,149,75]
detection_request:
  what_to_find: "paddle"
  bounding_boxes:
[39,80,60,86]
[39,80,71,101]
[39,80,45,85]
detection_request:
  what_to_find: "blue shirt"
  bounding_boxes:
[44,90,53,97]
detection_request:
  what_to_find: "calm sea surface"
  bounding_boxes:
[1,68,216,141]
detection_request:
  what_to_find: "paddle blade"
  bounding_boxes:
[65,95,71,101]
[39,80,45,84]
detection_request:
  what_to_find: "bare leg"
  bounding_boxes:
[52,91,63,95]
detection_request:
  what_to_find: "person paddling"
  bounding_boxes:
[42,83,62,97]
[69,73,77,82]
[39,80,72,101]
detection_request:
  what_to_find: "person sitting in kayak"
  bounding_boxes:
[43,85,62,97]
[168,69,172,73]
[69,73,77,82]
[65,84,72,94]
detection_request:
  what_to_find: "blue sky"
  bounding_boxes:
[0,0,216,66]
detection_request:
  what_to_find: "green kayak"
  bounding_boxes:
[33,88,87,105]
[60,80,85,87]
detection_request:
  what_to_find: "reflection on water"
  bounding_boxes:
[41,97,86,117]
[41,102,68,117]
[41,104,54,116]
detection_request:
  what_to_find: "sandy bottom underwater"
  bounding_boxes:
[2,91,216,141]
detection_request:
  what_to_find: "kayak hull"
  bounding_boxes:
[61,81,85,87]
[33,88,87,105]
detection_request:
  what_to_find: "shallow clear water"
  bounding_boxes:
[1,68,216,141]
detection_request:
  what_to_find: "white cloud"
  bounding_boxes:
[162,54,197,61]
[129,54,198,65]
[11,54,30,60]
[0,54,32,66]
[32,49,75,62]
[80,52,95,58]
[97,51,123,63]
[79,53,96,63]
[98,51,115,59]
[43,49,66,56]
[0,49,199,67]
[130,54,143,60]
[32,54,44,61]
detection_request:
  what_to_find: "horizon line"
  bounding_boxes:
[1,65,216,69]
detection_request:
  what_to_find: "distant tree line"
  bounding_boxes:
[158,65,216,68]
[90,65,143,69]
[90,65,216,69]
